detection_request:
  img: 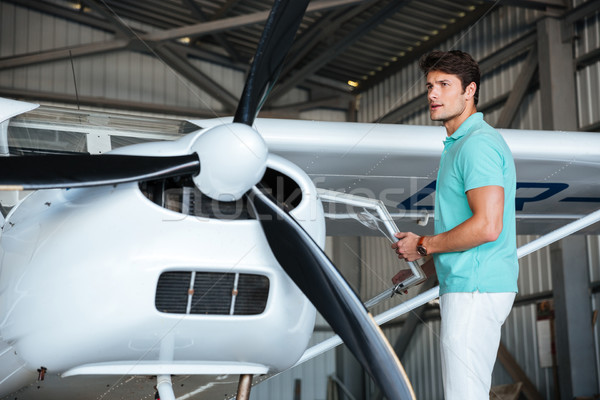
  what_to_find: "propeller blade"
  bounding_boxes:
[247,185,416,400]
[0,153,199,190]
[234,0,310,126]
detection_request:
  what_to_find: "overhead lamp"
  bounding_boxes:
[347,80,359,88]
[178,37,191,44]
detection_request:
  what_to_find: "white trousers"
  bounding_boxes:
[439,291,516,400]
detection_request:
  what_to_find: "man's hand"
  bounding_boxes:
[391,268,412,285]
[391,231,422,262]
[391,258,436,288]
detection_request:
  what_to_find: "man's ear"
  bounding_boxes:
[465,81,477,100]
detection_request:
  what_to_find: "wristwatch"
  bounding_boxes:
[416,236,428,256]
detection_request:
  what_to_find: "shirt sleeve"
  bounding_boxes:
[459,134,505,192]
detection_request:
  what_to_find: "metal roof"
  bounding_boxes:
[2,0,570,116]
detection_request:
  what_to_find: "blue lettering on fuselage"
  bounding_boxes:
[397,181,600,211]
[515,182,569,211]
[398,180,436,211]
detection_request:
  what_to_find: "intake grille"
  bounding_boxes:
[155,271,269,315]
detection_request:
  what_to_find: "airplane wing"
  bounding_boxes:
[6,107,600,235]
[193,117,600,235]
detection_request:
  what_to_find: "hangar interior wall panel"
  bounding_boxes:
[300,109,347,122]
[360,233,600,400]
[357,6,544,128]
[249,327,336,400]
[0,3,336,125]
[359,5,600,132]
[493,235,556,399]
[348,219,600,397]
[359,236,444,399]
[0,2,226,112]
[248,243,338,400]
[574,9,600,130]
[0,1,344,122]
[355,233,598,399]
[588,235,600,395]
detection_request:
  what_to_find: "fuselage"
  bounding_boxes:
[0,128,325,397]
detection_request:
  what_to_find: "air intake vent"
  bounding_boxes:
[155,272,269,316]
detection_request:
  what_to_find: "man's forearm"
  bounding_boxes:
[423,185,504,255]
[423,214,500,255]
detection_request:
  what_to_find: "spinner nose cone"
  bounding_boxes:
[192,123,268,201]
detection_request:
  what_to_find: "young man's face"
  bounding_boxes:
[425,70,474,125]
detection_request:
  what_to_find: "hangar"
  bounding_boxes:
[0,1,599,399]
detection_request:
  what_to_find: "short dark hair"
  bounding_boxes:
[419,50,480,105]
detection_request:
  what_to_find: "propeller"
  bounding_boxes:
[247,185,415,400]
[0,1,415,398]
[236,2,415,398]
[0,154,199,191]
[233,0,307,126]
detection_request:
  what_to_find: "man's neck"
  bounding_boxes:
[444,107,477,137]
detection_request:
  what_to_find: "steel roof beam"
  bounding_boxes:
[69,0,239,112]
[280,1,377,80]
[150,45,239,112]
[482,0,566,9]
[358,2,494,92]
[0,87,220,118]
[377,29,537,123]
[144,0,366,43]
[495,45,538,129]
[0,0,364,70]
[79,0,139,38]
[211,0,241,20]
[269,0,411,102]
[0,40,131,71]
[181,0,241,63]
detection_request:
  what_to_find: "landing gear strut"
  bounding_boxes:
[236,374,253,400]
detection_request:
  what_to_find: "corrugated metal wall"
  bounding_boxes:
[357,4,600,133]
[496,236,555,398]
[589,235,600,399]
[361,236,445,399]
[0,1,229,112]
[574,6,600,131]
[352,234,591,399]
[0,1,312,119]
[250,327,337,400]
[358,5,545,127]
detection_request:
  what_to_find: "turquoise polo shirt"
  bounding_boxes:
[433,112,518,295]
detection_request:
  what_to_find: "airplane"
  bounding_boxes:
[1,1,600,400]
[0,1,415,399]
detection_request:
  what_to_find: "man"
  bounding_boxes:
[392,50,518,399]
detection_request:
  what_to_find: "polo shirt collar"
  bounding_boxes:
[444,112,483,144]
